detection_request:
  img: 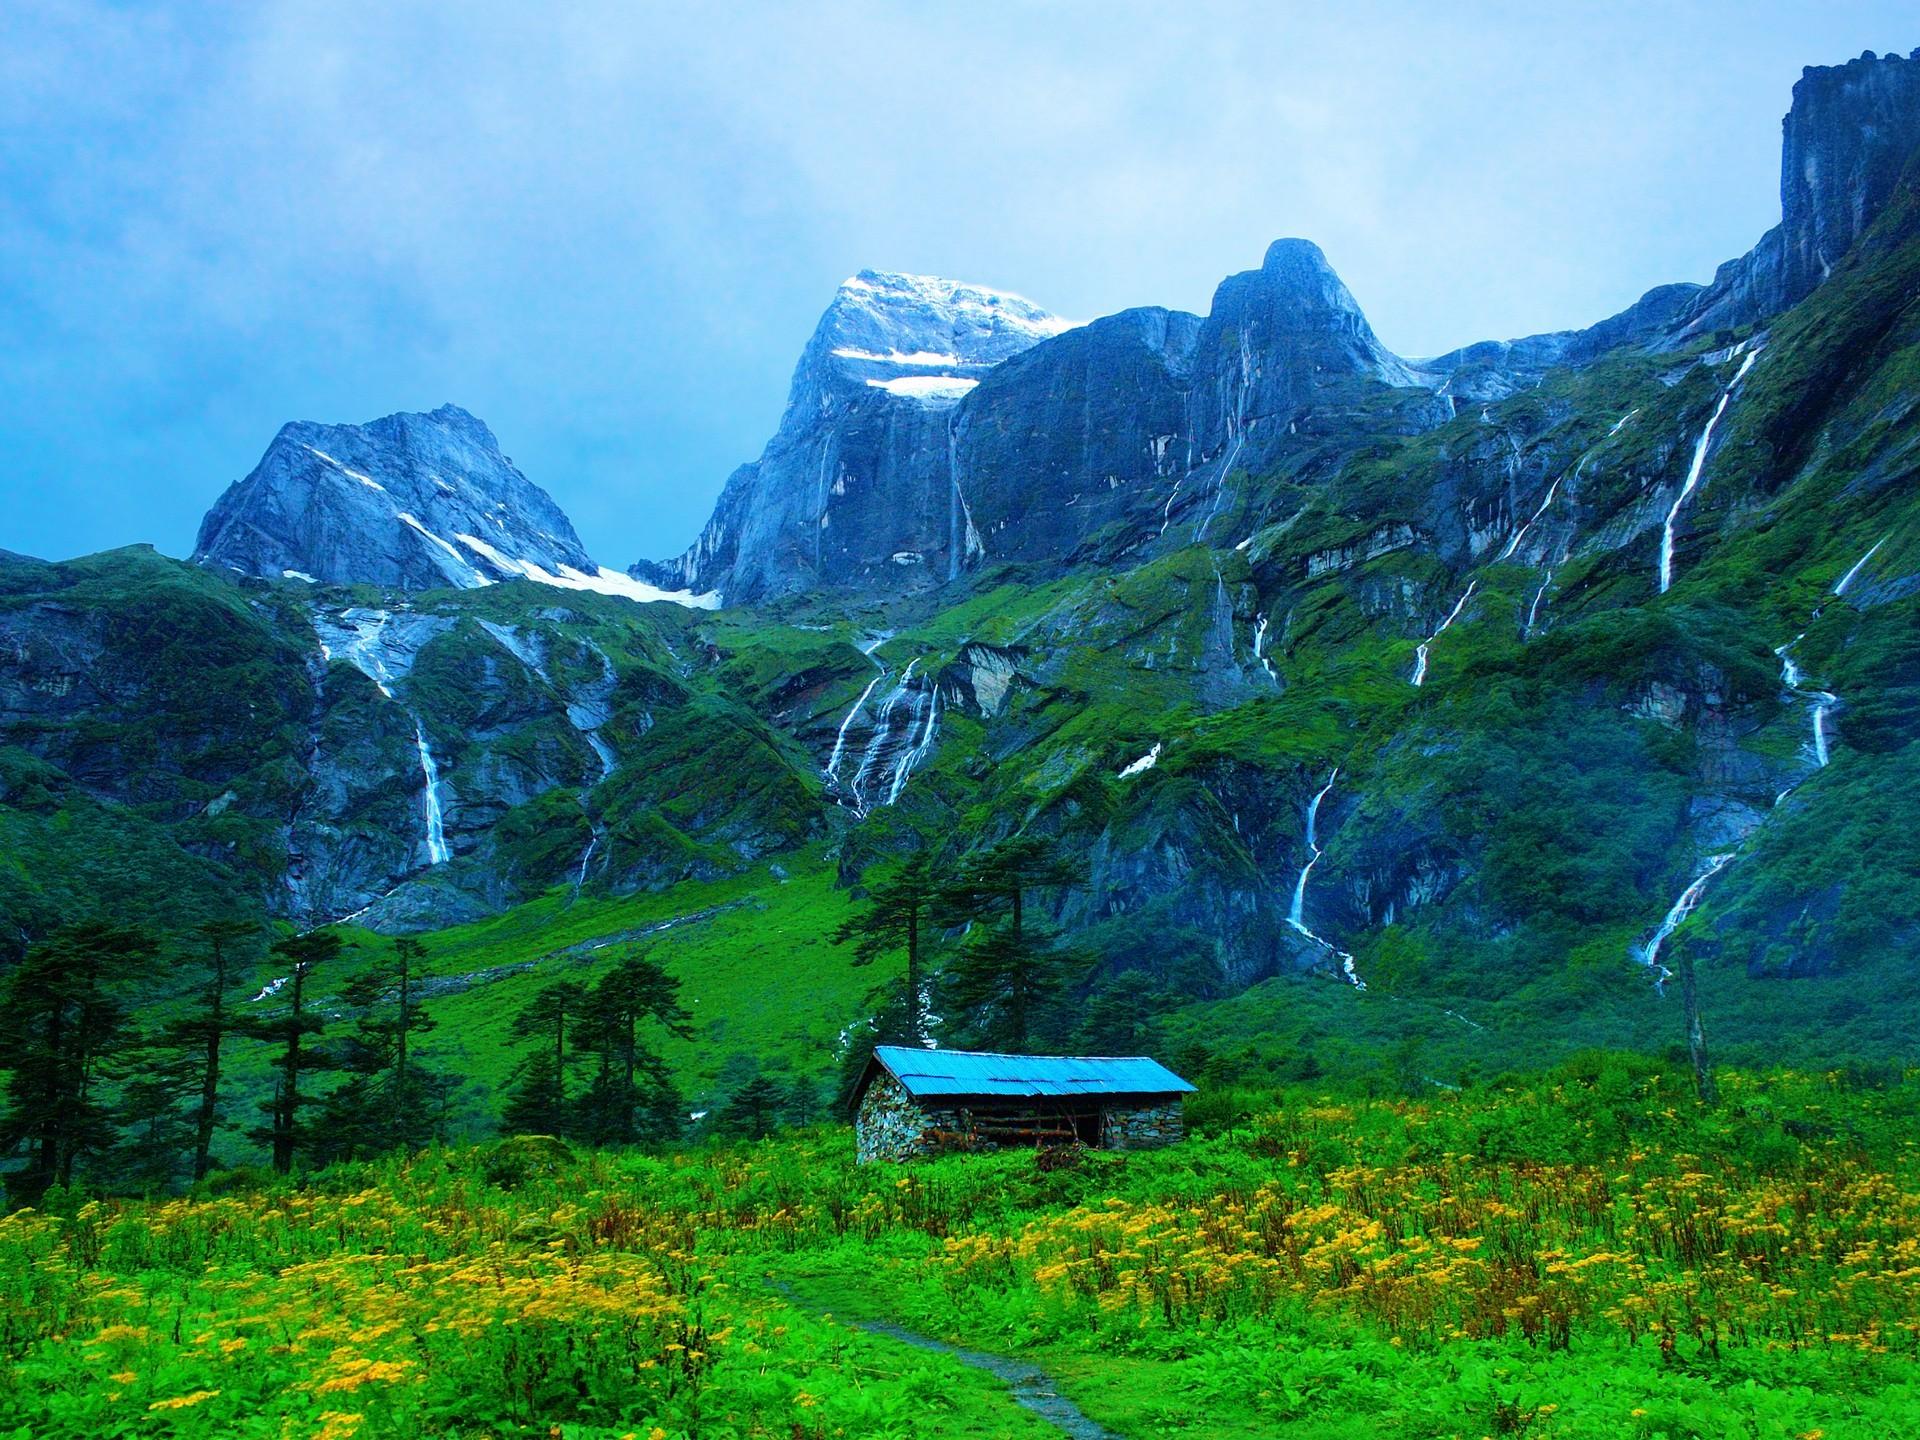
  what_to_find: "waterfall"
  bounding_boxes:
[569,834,598,902]
[315,609,452,868]
[884,680,942,805]
[825,670,886,781]
[414,722,451,866]
[1629,629,1841,997]
[1608,408,1639,437]
[1637,853,1734,992]
[1287,768,1364,988]
[1659,347,1760,593]
[1196,328,1257,541]
[847,659,924,816]
[1411,580,1478,687]
[946,420,983,580]
[1524,570,1553,637]
[1252,613,1278,684]
[1498,455,1587,563]
[1117,742,1161,777]
[1776,637,1836,768]
[1833,536,1887,597]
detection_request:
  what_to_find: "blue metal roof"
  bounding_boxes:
[872,1046,1194,1100]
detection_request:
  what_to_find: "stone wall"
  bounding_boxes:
[857,1073,1189,1161]
[855,1073,967,1163]
[1104,1101,1185,1150]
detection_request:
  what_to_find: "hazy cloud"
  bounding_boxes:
[2,1,1912,564]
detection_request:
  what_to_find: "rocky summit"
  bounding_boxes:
[194,402,711,605]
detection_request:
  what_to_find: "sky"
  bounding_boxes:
[3,3,1915,568]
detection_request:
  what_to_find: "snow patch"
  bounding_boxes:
[453,533,719,608]
[866,375,980,401]
[832,346,968,367]
[1118,743,1162,778]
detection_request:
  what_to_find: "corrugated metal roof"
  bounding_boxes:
[873,1046,1194,1100]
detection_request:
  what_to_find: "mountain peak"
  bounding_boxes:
[193,406,593,593]
[1261,236,1334,274]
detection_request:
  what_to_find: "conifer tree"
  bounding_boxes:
[935,836,1086,1049]
[833,852,938,1046]
[503,980,588,1137]
[150,918,259,1181]
[325,937,441,1155]
[716,1075,784,1140]
[0,923,159,1203]
[576,953,690,1146]
[249,930,343,1173]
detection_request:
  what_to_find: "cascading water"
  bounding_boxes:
[1498,455,1589,563]
[885,680,943,805]
[1775,637,1836,768]
[1833,536,1887,597]
[1630,624,1842,994]
[1252,613,1279,685]
[1287,768,1364,988]
[570,834,598,902]
[846,659,940,816]
[946,420,984,580]
[1524,570,1553,637]
[825,668,886,783]
[1411,581,1478,687]
[1196,328,1257,541]
[1637,853,1734,992]
[414,722,452,866]
[314,608,453,868]
[1659,347,1760,594]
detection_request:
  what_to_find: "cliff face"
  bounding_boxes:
[194,405,598,592]
[632,272,1077,604]
[1427,49,1920,385]
[641,240,1433,600]
[1675,49,1920,338]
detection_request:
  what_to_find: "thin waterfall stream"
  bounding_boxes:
[1660,347,1760,593]
[1411,581,1478,687]
[1287,768,1364,988]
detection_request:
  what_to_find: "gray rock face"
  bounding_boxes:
[642,240,1430,600]
[960,240,1429,565]
[1425,50,1920,391]
[194,404,597,592]
[1418,284,1704,402]
[635,271,1077,604]
[1669,49,1920,339]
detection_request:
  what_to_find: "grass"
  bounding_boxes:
[216,847,896,1142]
[5,1064,1916,1438]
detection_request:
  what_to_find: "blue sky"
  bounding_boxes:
[3,3,1914,567]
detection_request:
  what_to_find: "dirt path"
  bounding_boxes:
[845,1317,1125,1440]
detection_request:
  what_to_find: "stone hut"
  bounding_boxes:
[851,1046,1195,1163]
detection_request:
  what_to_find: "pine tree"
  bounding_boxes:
[833,852,938,1045]
[328,937,441,1155]
[716,1075,784,1140]
[249,931,344,1173]
[0,923,159,1204]
[936,836,1084,945]
[935,836,1086,1049]
[942,922,1082,1052]
[503,980,587,1137]
[576,953,690,1146]
[150,918,259,1182]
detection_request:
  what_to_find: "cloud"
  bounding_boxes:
[1,1,1912,565]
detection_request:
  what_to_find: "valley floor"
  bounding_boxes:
[3,1064,1917,1439]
